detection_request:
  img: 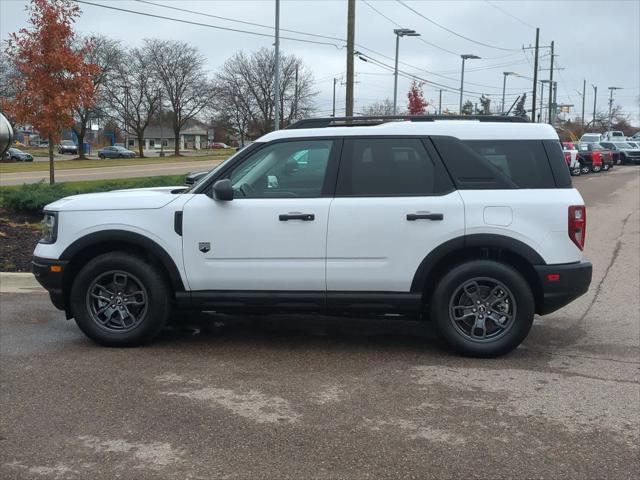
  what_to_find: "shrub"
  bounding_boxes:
[0,175,186,214]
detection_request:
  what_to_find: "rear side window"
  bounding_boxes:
[336,138,452,196]
[431,137,561,189]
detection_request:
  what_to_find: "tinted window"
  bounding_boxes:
[462,140,557,188]
[337,138,446,196]
[227,140,333,198]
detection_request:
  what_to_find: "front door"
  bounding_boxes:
[182,139,338,292]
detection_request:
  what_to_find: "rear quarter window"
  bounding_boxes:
[431,137,567,189]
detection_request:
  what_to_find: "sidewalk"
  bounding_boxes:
[0,272,44,293]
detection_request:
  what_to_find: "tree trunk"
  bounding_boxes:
[76,125,86,159]
[48,136,55,184]
[137,132,144,158]
[174,129,180,156]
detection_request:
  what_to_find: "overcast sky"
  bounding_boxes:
[1,0,639,124]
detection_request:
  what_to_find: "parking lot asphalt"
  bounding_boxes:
[1,167,638,479]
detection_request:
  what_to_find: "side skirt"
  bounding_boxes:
[175,291,423,315]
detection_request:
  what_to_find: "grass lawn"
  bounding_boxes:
[0,151,233,174]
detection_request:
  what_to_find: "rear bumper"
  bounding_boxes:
[534,261,592,315]
[32,256,68,311]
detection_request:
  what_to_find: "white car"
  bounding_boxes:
[32,116,592,357]
[580,133,603,143]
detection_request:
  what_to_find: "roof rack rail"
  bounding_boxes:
[286,115,529,129]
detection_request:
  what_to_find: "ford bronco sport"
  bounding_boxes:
[33,115,592,357]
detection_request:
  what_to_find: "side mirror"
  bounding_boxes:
[212,179,234,201]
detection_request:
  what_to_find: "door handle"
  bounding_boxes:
[406,213,444,221]
[279,213,315,221]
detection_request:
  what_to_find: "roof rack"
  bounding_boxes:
[286,115,529,129]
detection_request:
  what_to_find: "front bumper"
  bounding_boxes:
[32,256,68,311]
[534,261,592,315]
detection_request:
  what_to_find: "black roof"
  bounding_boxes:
[286,115,529,130]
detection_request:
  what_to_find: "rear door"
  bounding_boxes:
[326,137,465,293]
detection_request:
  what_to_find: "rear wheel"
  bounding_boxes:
[592,164,601,172]
[571,165,581,176]
[430,260,535,357]
[581,165,590,174]
[70,252,171,347]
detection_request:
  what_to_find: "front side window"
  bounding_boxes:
[337,138,441,196]
[227,140,333,198]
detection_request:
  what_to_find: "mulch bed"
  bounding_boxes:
[0,208,42,272]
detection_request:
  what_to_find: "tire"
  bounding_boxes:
[603,164,610,171]
[571,166,581,176]
[430,260,535,358]
[581,165,590,174]
[592,165,601,173]
[98,154,104,159]
[70,252,171,347]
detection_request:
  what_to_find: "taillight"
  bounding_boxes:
[568,205,586,250]
[592,151,602,165]
[564,152,571,164]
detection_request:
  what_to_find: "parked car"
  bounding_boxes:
[580,133,603,144]
[630,132,640,141]
[603,130,625,141]
[58,140,78,155]
[626,141,640,149]
[211,142,230,149]
[600,141,640,165]
[5,147,34,162]
[561,142,581,176]
[97,146,136,159]
[32,115,592,358]
[39,141,49,148]
[576,143,604,173]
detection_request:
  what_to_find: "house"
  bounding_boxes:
[128,120,211,151]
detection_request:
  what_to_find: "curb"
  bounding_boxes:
[0,272,45,293]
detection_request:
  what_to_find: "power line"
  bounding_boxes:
[76,1,343,48]
[396,0,522,52]
[484,1,536,30]
[134,0,347,44]
[361,0,460,56]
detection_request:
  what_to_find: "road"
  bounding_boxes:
[1,167,638,479]
[0,159,223,186]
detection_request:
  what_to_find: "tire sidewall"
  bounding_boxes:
[70,252,171,346]
[430,260,535,357]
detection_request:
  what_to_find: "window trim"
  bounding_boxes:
[334,135,455,198]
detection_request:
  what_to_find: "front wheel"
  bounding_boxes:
[571,166,581,176]
[430,260,535,357]
[70,252,171,347]
[581,165,590,174]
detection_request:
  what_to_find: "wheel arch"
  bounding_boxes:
[412,234,545,312]
[59,230,185,305]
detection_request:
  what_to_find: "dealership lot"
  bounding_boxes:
[1,168,638,479]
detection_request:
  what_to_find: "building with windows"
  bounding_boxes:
[128,120,210,151]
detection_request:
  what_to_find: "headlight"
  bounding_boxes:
[40,212,58,244]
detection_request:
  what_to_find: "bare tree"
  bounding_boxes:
[144,39,213,155]
[215,48,317,136]
[72,35,121,158]
[0,51,19,129]
[105,47,160,157]
[360,98,395,116]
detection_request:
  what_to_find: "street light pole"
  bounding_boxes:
[393,28,420,115]
[459,54,480,114]
[607,86,622,132]
[592,85,597,127]
[501,72,517,114]
[273,0,280,131]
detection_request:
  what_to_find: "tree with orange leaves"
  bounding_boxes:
[4,0,98,183]
[407,80,428,115]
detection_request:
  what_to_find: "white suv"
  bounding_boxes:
[32,116,592,357]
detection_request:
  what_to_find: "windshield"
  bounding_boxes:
[61,140,74,145]
[582,135,599,141]
[614,142,633,149]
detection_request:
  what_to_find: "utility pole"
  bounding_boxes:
[332,77,337,117]
[531,27,539,123]
[581,79,586,129]
[345,0,355,117]
[159,89,164,157]
[607,86,623,132]
[293,63,299,121]
[539,80,549,123]
[550,81,558,126]
[274,0,280,130]
[592,85,597,127]
[124,84,129,148]
[438,89,442,114]
[547,40,554,124]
